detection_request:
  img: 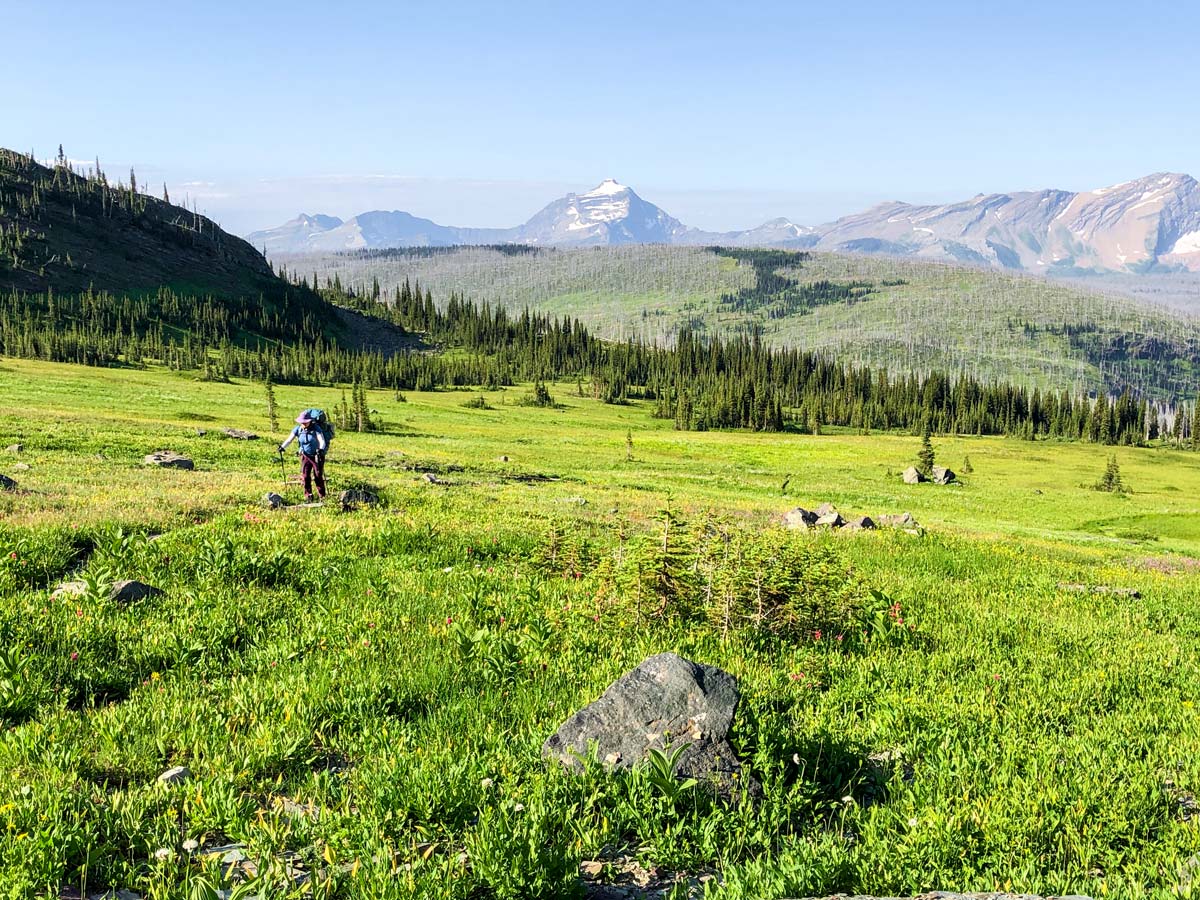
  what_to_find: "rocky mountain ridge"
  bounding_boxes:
[248,173,1200,274]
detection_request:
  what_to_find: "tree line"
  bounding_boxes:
[1,272,1195,446]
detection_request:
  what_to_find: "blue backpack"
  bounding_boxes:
[304,408,335,445]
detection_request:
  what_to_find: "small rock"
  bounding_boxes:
[144,451,194,470]
[843,515,876,530]
[901,466,926,484]
[0,473,17,491]
[423,472,440,484]
[53,580,163,603]
[222,428,259,441]
[6,443,22,454]
[877,512,917,528]
[815,501,839,517]
[814,511,844,528]
[339,488,380,510]
[1059,582,1141,599]
[783,507,816,529]
[263,492,286,509]
[195,429,207,437]
[13,463,30,471]
[498,455,509,462]
[158,765,190,785]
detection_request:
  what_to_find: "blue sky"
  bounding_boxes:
[4,0,1197,234]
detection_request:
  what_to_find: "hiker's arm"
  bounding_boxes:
[317,430,327,451]
[279,429,296,451]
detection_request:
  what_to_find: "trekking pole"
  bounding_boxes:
[277,447,287,485]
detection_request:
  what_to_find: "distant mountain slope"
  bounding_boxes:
[815,173,1200,274]
[0,148,414,353]
[0,149,306,302]
[284,243,1200,399]
[250,173,1200,275]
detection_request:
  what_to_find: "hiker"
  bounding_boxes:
[279,411,329,501]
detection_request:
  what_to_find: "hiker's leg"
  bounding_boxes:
[301,456,314,500]
[314,454,327,499]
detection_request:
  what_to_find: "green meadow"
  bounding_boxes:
[2,357,1200,899]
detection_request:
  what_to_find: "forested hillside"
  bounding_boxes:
[283,244,1200,400]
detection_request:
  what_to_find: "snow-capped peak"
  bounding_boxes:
[581,179,630,198]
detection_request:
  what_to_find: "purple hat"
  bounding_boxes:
[295,413,313,425]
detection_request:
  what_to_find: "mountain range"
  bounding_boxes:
[248,174,1200,275]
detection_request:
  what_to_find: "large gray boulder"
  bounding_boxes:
[815,502,839,517]
[901,466,926,484]
[782,507,816,529]
[222,428,259,441]
[144,451,194,470]
[543,652,755,798]
[53,579,163,603]
[932,465,957,485]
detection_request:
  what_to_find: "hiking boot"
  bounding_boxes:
[304,494,313,502]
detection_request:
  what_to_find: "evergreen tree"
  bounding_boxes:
[264,377,279,432]
[917,418,935,477]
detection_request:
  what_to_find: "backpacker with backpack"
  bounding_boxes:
[303,408,335,447]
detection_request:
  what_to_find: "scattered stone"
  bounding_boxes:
[339,488,380,510]
[498,455,510,462]
[264,492,286,509]
[843,515,876,531]
[275,795,322,820]
[544,652,757,799]
[814,511,845,528]
[6,443,22,454]
[932,465,957,485]
[222,428,259,441]
[877,512,917,528]
[561,496,588,505]
[901,466,927,484]
[53,579,163,603]
[1058,582,1141,599]
[13,462,30,471]
[84,891,143,900]
[195,429,207,437]
[157,765,190,785]
[782,507,816,529]
[815,501,839,517]
[0,473,17,491]
[423,472,440,484]
[144,451,194,470]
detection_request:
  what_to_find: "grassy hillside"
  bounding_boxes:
[3,358,1200,897]
[284,245,1200,399]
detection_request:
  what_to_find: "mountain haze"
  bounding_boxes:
[251,173,1200,275]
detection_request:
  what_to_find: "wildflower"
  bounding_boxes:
[593,614,600,622]
[481,777,494,789]
[813,630,822,641]
[75,608,83,618]
[836,634,844,642]
[362,639,371,647]
[270,661,278,668]
[445,616,453,625]
[154,847,173,860]
[992,674,1001,681]
[365,589,374,596]
[182,839,199,853]
[8,552,15,559]
[907,817,918,828]
[69,652,78,661]
[789,673,804,681]
[442,566,453,573]
[367,621,376,629]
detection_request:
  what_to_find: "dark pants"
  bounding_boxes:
[301,452,326,500]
